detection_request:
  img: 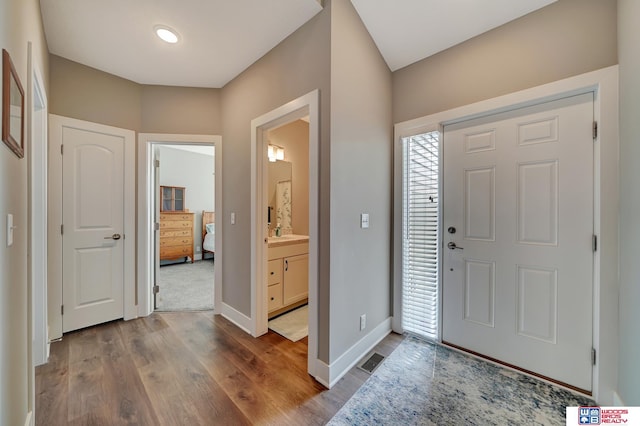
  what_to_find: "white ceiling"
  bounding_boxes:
[350,0,557,71]
[40,0,323,88]
[40,0,556,88]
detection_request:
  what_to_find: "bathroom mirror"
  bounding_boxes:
[268,160,292,233]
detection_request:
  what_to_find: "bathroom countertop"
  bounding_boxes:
[267,234,309,248]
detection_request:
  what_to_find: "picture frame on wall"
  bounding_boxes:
[2,48,25,158]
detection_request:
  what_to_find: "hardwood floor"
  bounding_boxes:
[36,312,404,425]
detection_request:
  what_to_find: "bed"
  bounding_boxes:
[202,211,215,261]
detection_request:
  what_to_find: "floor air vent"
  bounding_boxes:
[357,352,385,374]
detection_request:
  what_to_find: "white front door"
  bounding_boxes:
[62,125,126,332]
[442,93,594,392]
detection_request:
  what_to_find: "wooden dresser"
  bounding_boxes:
[159,212,195,263]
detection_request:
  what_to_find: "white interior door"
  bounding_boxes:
[62,125,125,332]
[442,93,594,392]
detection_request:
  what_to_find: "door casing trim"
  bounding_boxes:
[137,133,222,317]
[250,90,321,380]
[393,65,619,404]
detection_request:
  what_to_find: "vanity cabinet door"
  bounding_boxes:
[283,254,308,305]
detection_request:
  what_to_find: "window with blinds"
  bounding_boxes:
[402,131,440,340]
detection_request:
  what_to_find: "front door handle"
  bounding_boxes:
[447,242,463,250]
[105,233,122,240]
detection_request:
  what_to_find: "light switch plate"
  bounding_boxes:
[360,213,370,229]
[7,214,14,247]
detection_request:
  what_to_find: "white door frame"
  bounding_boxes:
[26,41,48,426]
[393,66,619,403]
[48,115,136,340]
[28,43,48,367]
[250,90,320,378]
[137,133,222,317]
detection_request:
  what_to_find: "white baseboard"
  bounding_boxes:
[194,253,203,261]
[219,303,252,334]
[314,360,331,388]
[319,317,392,388]
[24,411,33,426]
[613,391,625,406]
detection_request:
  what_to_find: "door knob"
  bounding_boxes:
[105,233,121,240]
[447,242,463,250]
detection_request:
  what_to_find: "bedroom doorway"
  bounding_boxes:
[137,134,222,317]
[155,144,215,311]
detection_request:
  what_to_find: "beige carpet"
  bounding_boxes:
[268,305,308,342]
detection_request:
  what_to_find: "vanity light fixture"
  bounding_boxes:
[155,25,180,44]
[268,144,285,162]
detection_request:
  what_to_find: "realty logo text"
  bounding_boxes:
[579,407,630,424]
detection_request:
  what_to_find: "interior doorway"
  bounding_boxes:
[155,144,215,311]
[250,90,321,379]
[137,134,222,318]
[264,120,310,341]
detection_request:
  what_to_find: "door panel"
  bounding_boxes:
[442,93,594,392]
[62,126,125,332]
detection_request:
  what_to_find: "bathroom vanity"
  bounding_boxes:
[267,235,309,318]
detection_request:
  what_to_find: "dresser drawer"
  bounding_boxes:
[160,236,193,247]
[267,283,283,312]
[159,220,192,229]
[160,213,193,222]
[159,229,191,238]
[268,259,282,286]
[160,246,192,259]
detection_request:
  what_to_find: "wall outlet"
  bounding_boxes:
[231,212,236,225]
[360,314,366,331]
[196,246,201,253]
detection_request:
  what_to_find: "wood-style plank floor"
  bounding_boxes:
[36,312,404,425]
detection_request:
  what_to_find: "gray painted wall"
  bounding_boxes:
[0,0,49,424]
[50,55,222,134]
[158,146,215,257]
[220,3,332,361]
[50,55,142,131]
[392,0,618,123]
[329,0,392,361]
[617,0,640,406]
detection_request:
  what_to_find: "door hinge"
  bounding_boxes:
[593,121,598,140]
[155,159,160,168]
[592,234,598,252]
[154,222,160,231]
[153,285,160,294]
[61,305,64,315]
[61,144,64,155]
[592,348,597,365]
[61,224,64,235]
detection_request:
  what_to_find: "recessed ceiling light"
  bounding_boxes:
[155,25,179,44]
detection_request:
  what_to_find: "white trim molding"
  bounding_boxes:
[393,65,619,404]
[137,133,222,317]
[250,90,320,378]
[220,303,253,335]
[316,317,392,388]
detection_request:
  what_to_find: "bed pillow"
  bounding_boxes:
[205,223,215,234]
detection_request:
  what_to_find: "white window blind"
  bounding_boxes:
[402,131,440,340]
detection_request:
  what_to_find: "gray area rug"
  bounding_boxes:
[329,335,593,425]
[156,260,214,311]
